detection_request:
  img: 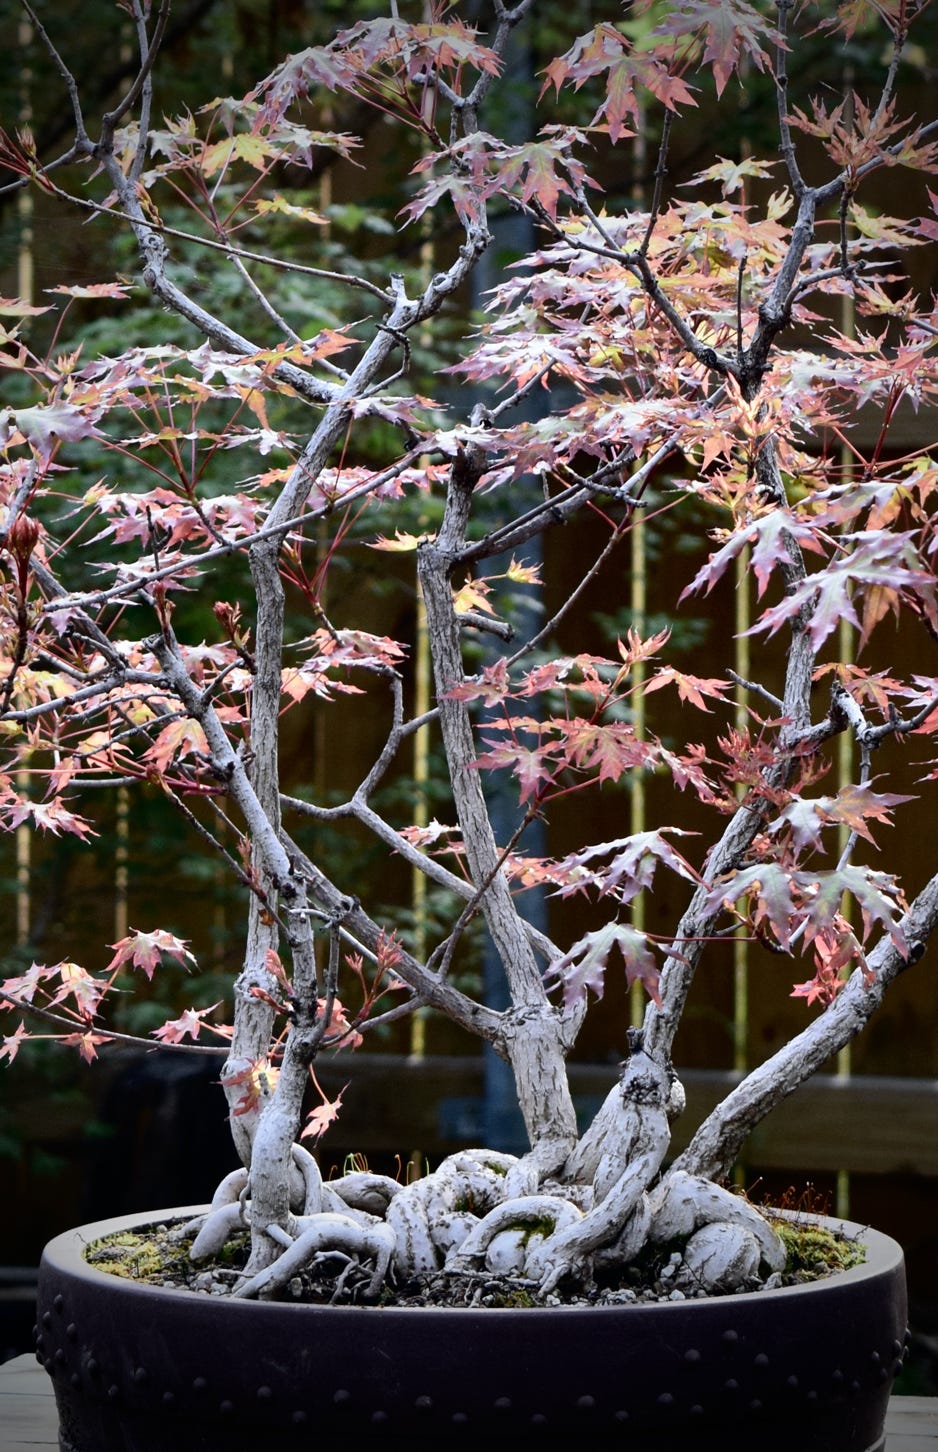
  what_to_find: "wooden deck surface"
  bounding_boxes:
[1,1354,937,1449]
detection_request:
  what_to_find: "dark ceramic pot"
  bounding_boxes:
[36,1205,908,1452]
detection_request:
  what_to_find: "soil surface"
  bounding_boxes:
[84,1213,864,1308]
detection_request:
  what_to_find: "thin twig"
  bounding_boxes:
[0,987,230,1055]
[427,809,538,982]
[19,0,90,150]
[100,0,171,144]
[638,110,673,258]
[773,0,807,199]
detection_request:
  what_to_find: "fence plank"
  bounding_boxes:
[309,1056,938,1178]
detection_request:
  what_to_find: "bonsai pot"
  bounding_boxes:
[35,1205,908,1452]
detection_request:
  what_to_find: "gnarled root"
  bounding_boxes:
[445,1195,583,1278]
[326,1170,402,1217]
[385,1150,519,1277]
[186,1143,322,1262]
[647,1168,785,1293]
[233,1213,396,1302]
[190,1107,789,1302]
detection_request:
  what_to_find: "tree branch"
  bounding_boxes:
[674,872,938,1180]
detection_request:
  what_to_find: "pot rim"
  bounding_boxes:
[40,1203,905,1316]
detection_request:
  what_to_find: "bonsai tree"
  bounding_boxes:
[2,0,937,1301]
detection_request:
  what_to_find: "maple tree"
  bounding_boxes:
[1,0,937,1302]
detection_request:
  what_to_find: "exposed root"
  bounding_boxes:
[232,1212,396,1301]
[385,1150,518,1277]
[647,1169,786,1293]
[191,1090,787,1302]
[446,1195,583,1277]
[326,1170,403,1216]
[188,1201,246,1263]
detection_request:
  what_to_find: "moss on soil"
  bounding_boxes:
[84,1225,219,1284]
[768,1217,866,1281]
[82,1210,866,1305]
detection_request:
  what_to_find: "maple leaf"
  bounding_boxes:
[48,962,110,1019]
[504,557,542,586]
[152,1004,224,1044]
[0,797,97,840]
[644,667,730,712]
[106,928,197,981]
[300,1082,347,1142]
[281,664,361,704]
[0,296,51,317]
[551,719,653,784]
[323,996,364,1050]
[680,511,823,602]
[540,24,696,136]
[707,863,799,948]
[11,401,102,461]
[849,202,928,251]
[369,530,426,552]
[553,829,699,903]
[252,195,329,226]
[0,963,53,1004]
[453,577,496,616]
[401,168,483,227]
[804,866,907,954]
[265,948,291,992]
[791,913,868,1008]
[682,0,780,96]
[617,627,671,669]
[767,784,911,856]
[684,155,776,196]
[61,1030,109,1065]
[446,658,511,704]
[0,1021,29,1066]
[547,922,661,1011]
[746,531,934,652]
[220,1058,279,1117]
[473,736,557,803]
[46,282,132,300]
[790,964,842,1009]
[142,718,210,774]
[821,784,914,844]
[488,135,594,220]
[398,818,463,851]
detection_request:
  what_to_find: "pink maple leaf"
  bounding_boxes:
[152,1004,224,1044]
[106,928,196,981]
[61,1030,109,1064]
[300,1081,347,1142]
[0,1021,29,1065]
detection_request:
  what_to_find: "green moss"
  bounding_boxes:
[488,1288,537,1309]
[84,1228,193,1283]
[769,1218,865,1280]
[519,1219,556,1246]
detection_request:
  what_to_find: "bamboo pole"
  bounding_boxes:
[834,72,856,1221]
[15,15,34,948]
[733,550,750,1076]
[629,92,649,1029]
[408,3,436,1065]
